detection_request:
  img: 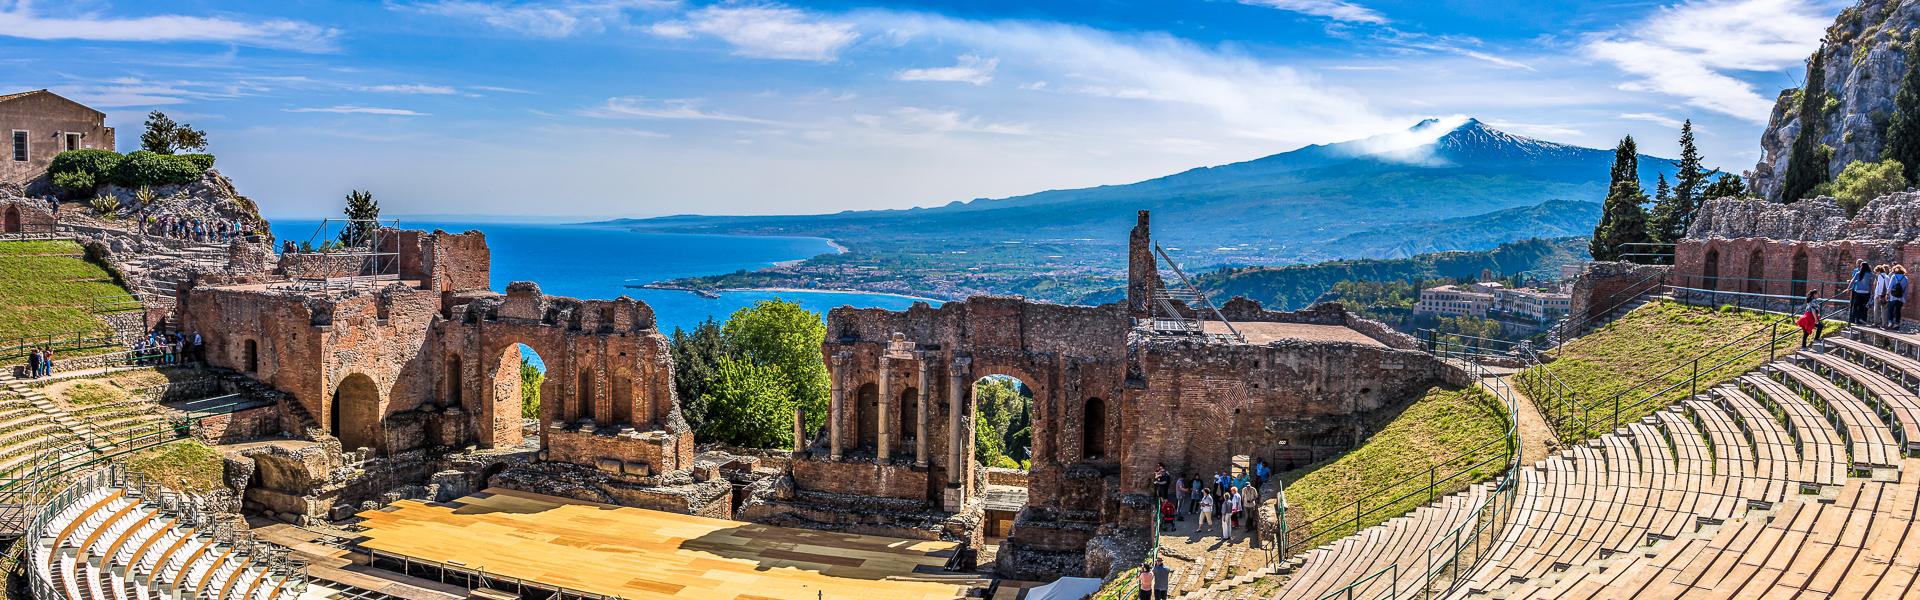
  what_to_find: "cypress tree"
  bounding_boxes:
[1782,48,1831,202]
[1885,41,1920,183]
[1649,173,1678,243]
[1592,136,1653,261]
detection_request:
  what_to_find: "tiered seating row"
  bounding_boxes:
[31,476,301,600]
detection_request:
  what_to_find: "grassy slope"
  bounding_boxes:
[0,240,128,350]
[1280,385,1511,546]
[124,440,225,493]
[1516,300,1840,442]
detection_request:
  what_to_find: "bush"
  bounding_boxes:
[108,150,205,188]
[179,153,215,171]
[48,149,122,193]
[1819,158,1908,216]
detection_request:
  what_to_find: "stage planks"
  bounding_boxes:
[352,488,982,600]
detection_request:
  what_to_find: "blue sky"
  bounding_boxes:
[0,0,1849,218]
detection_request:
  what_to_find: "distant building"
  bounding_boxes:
[1413,280,1570,322]
[1493,287,1572,321]
[0,89,115,187]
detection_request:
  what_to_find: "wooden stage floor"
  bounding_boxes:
[352,488,984,600]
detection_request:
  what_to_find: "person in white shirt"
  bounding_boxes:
[1875,265,1893,327]
[1198,489,1215,532]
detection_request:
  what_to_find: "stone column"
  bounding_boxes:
[878,355,894,462]
[916,355,931,468]
[829,351,847,460]
[792,408,805,457]
[947,357,971,484]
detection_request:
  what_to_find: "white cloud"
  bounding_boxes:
[471,85,537,94]
[1371,30,1533,70]
[54,77,251,108]
[1483,119,1583,138]
[360,84,459,94]
[1237,0,1387,24]
[1585,0,1843,123]
[0,1,337,51]
[1618,112,1685,128]
[285,105,430,116]
[649,5,858,61]
[853,107,1030,136]
[397,0,672,38]
[583,96,775,123]
[895,55,998,85]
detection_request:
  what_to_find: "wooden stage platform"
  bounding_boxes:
[352,488,985,600]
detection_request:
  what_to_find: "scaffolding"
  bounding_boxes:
[1148,243,1244,343]
[273,218,403,295]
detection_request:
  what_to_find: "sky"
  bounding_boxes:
[0,0,1852,219]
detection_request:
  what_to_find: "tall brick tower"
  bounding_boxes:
[1126,210,1162,319]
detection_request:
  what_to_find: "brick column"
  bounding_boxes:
[878,355,893,462]
[916,354,931,468]
[947,357,971,489]
[830,351,847,460]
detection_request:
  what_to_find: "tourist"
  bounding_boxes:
[1851,262,1875,324]
[1173,475,1188,521]
[1254,459,1271,491]
[1188,478,1203,514]
[191,331,204,364]
[1151,558,1172,600]
[1225,488,1241,539]
[1152,464,1170,501]
[42,349,54,378]
[1198,489,1215,532]
[26,349,40,380]
[1136,560,1155,600]
[1875,265,1892,327]
[1890,265,1909,329]
[1799,291,1824,349]
[1242,482,1260,545]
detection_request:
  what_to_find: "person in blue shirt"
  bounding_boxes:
[1254,460,1272,490]
[1851,261,1875,324]
[1889,265,1909,329]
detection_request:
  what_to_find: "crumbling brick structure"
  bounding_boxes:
[1672,195,1920,320]
[0,196,55,234]
[783,212,1454,579]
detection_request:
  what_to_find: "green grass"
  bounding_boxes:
[1516,300,1841,442]
[1279,386,1511,548]
[124,440,225,494]
[0,240,130,356]
[62,381,125,406]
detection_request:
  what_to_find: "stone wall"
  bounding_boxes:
[1568,261,1671,324]
[1674,195,1920,319]
[0,196,55,233]
[191,404,282,444]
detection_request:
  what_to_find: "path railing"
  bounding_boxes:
[1310,343,1523,599]
[0,330,116,362]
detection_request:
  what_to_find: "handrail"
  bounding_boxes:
[1306,345,1522,599]
[0,330,117,362]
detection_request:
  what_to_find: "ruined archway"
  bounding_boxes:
[1703,247,1721,290]
[2,206,17,233]
[577,366,598,423]
[332,373,382,453]
[855,382,879,452]
[1791,250,1809,299]
[242,339,258,373]
[492,343,547,436]
[446,353,464,407]
[897,386,918,445]
[974,375,1033,467]
[1746,248,1765,295]
[1083,397,1106,460]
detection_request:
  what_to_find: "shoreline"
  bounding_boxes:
[721,286,946,304]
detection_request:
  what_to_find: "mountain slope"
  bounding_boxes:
[620,118,1676,303]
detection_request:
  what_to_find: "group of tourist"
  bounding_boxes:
[133,329,203,366]
[23,348,56,379]
[145,213,239,244]
[1846,261,1910,330]
[1140,460,1278,599]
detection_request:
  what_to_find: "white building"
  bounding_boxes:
[1414,284,1496,318]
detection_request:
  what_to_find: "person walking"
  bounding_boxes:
[1254,459,1271,491]
[1151,558,1172,600]
[1188,478,1203,514]
[1225,488,1242,540]
[1875,265,1893,327]
[42,349,54,378]
[1891,265,1910,330]
[1174,475,1188,522]
[1799,291,1824,348]
[1851,262,1875,325]
[1198,489,1215,532]
[1136,561,1154,600]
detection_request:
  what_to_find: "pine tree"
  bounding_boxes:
[339,190,380,247]
[1885,41,1920,183]
[1782,49,1832,202]
[1702,173,1748,200]
[1592,136,1653,261]
[1649,173,1677,242]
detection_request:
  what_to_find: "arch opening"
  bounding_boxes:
[1083,397,1106,461]
[2,206,18,233]
[898,386,918,447]
[332,373,382,454]
[495,343,545,426]
[446,353,464,407]
[1746,249,1766,295]
[1703,247,1721,290]
[855,382,879,451]
[578,366,598,422]
[973,375,1033,467]
[1791,250,1809,299]
[242,339,258,373]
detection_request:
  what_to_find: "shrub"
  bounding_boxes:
[89,194,121,218]
[50,170,96,192]
[179,153,215,171]
[48,149,122,193]
[1820,158,1908,216]
[108,150,204,188]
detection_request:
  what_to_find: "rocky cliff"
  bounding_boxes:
[1752,0,1914,201]
[1689,192,1920,241]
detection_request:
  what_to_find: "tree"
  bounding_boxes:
[1818,159,1907,216]
[1702,173,1747,200]
[973,377,1032,464]
[1651,121,1712,242]
[1886,41,1920,184]
[721,299,829,435]
[1782,50,1832,202]
[703,357,796,449]
[668,318,728,437]
[1648,173,1675,241]
[139,111,208,155]
[1591,136,1653,261]
[339,190,380,247]
[519,357,543,419]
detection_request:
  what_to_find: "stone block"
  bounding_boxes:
[623,461,652,477]
[596,457,623,474]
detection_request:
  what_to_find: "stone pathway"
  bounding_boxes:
[1483,374,1556,466]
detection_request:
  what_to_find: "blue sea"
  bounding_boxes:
[267,219,938,334]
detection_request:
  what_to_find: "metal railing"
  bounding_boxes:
[1518,284,1849,443]
[0,330,117,362]
[1311,345,1523,599]
[365,547,623,600]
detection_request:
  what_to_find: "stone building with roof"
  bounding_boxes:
[0,89,116,188]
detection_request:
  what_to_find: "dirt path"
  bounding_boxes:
[1481,374,1556,466]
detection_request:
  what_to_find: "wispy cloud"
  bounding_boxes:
[1371,29,1534,70]
[1585,0,1842,122]
[853,107,1030,136]
[895,55,998,85]
[1618,112,1685,128]
[359,83,459,94]
[0,1,338,51]
[649,4,859,61]
[1483,119,1583,138]
[471,85,538,94]
[583,96,775,123]
[395,0,672,38]
[285,105,430,116]
[1237,0,1387,24]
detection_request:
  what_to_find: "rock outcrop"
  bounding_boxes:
[1752,0,1913,201]
[1689,192,1920,241]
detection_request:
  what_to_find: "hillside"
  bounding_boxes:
[0,240,131,359]
[1751,0,1914,201]
[621,118,1676,303]
[1079,237,1587,310]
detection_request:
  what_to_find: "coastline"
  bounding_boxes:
[722,286,945,304]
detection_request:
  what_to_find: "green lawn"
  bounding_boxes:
[1516,300,1838,443]
[0,240,130,355]
[1279,385,1511,548]
[124,440,226,494]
